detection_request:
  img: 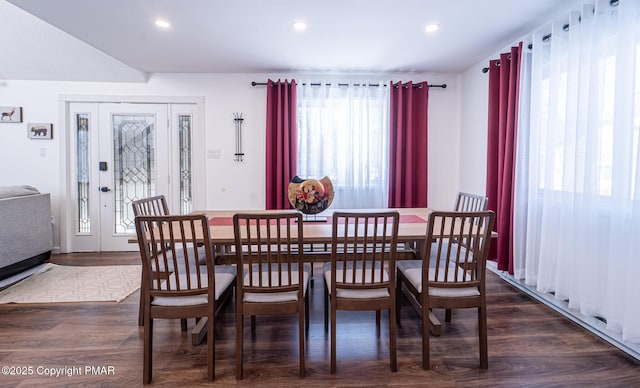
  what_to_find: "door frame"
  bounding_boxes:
[58,95,206,253]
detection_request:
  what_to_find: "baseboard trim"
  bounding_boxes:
[487,262,640,363]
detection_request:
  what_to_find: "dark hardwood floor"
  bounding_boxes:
[0,252,638,387]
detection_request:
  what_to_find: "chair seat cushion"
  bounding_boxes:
[397,260,479,297]
[323,262,390,299]
[151,265,236,306]
[243,264,311,303]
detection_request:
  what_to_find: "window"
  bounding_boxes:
[535,35,640,199]
[296,82,389,209]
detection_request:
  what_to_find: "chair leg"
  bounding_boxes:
[395,270,402,324]
[143,317,153,384]
[299,307,306,378]
[305,290,310,331]
[236,314,243,380]
[310,263,315,287]
[389,307,398,372]
[445,309,452,323]
[250,315,256,332]
[138,291,145,327]
[207,313,215,381]
[422,304,430,370]
[181,318,188,332]
[138,273,145,326]
[324,286,329,331]
[376,310,381,328]
[479,306,488,369]
[330,302,337,374]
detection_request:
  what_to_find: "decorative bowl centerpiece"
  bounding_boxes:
[288,176,334,220]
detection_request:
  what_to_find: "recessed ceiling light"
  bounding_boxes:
[155,19,171,29]
[425,24,440,33]
[292,21,307,31]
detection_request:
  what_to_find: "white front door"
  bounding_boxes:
[66,102,200,252]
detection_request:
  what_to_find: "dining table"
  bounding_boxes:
[197,207,437,261]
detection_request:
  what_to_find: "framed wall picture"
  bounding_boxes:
[0,106,22,123]
[27,123,53,139]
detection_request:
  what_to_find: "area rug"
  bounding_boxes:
[0,264,140,304]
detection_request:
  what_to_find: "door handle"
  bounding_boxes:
[99,187,111,192]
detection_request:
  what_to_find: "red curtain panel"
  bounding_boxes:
[265,79,297,210]
[388,81,429,208]
[486,43,522,274]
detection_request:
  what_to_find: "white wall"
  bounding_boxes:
[0,72,462,251]
[425,75,462,209]
[459,62,490,195]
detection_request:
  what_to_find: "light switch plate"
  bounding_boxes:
[207,149,221,159]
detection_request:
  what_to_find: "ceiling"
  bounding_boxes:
[4,0,582,80]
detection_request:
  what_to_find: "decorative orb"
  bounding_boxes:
[288,176,334,214]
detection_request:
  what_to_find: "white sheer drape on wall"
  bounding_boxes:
[513,44,533,282]
[296,81,390,209]
[514,0,640,343]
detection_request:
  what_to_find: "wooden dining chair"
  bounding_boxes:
[132,195,170,218]
[132,195,171,327]
[233,212,309,379]
[445,192,489,322]
[135,214,236,384]
[396,210,495,370]
[324,211,400,373]
[454,192,489,212]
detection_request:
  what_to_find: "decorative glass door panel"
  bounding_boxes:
[112,114,156,234]
[168,104,198,215]
[99,104,168,251]
[76,113,91,234]
[178,114,192,214]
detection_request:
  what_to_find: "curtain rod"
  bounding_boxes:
[482,54,513,73]
[251,81,447,89]
[482,0,619,73]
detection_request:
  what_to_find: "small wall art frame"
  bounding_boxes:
[27,123,53,139]
[0,106,22,123]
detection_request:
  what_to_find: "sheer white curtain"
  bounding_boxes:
[514,0,640,343]
[296,81,389,209]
